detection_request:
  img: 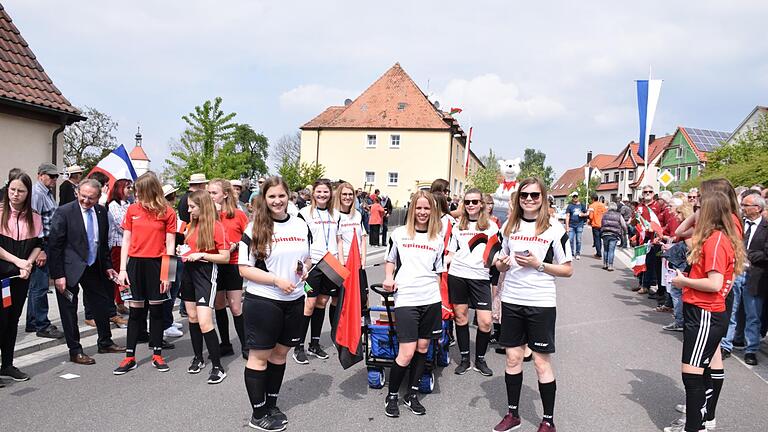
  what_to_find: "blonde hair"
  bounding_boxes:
[186,190,219,252]
[458,188,490,231]
[504,178,551,237]
[333,182,356,217]
[209,178,237,219]
[405,191,441,240]
[134,172,169,216]
[688,191,746,275]
[675,202,694,220]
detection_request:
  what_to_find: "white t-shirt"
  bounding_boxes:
[448,220,499,280]
[238,216,311,301]
[299,205,340,263]
[500,218,572,307]
[440,213,456,244]
[337,209,367,261]
[386,226,445,308]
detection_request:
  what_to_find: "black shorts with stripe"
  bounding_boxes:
[243,292,305,350]
[448,274,492,310]
[682,302,728,368]
[179,261,218,308]
[499,302,556,353]
[305,266,339,298]
[127,257,169,302]
[216,263,243,291]
[394,302,442,343]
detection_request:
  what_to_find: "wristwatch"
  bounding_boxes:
[537,263,545,272]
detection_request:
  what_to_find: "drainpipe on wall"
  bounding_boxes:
[315,129,321,165]
[447,133,454,182]
[51,117,67,199]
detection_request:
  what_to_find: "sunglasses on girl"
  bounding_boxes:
[463,199,482,205]
[519,192,541,200]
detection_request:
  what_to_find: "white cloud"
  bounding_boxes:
[436,74,565,121]
[279,84,355,113]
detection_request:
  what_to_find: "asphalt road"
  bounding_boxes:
[2,239,768,431]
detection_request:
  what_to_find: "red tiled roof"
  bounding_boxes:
[596,181,618,191]
[677,127,727,163]
[630,171,645,188]
[646,135,673,163]
[589,153,616,170]
[129,145,150,161]
[606,134,673,169]
[301,63,450,130]
[550,167,585,197]
[0,5,81,116]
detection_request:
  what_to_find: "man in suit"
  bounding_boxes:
[721,191,767,365]
[48,179,125,365]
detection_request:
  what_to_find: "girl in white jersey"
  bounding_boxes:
[239,177,311,432]
[491,178,573,432]
[335,182,368,266]
[382,191,444,418]
[448,188,499,377]
[294,179,341,364]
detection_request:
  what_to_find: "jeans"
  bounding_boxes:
[722,273,763,353]
[669,287,683,327]
[25,251,52,331]
[592,227,602,256]
[602,237,618,267]
[568,225,584,256]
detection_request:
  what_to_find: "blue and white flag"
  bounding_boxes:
[636,79,662,160]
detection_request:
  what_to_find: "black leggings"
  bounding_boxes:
[0,278,29,368]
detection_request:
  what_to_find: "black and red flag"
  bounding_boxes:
[332,231,363,369]
[467,232,503,268]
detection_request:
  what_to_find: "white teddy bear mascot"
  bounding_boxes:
[493,158,521,208]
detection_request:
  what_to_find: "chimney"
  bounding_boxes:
[649,134,656,144]
[587,151,593,164]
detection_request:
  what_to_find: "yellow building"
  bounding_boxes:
[300,63,483,207]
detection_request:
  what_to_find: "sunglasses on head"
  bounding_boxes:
[464,199,481,205]
[519,192,541,200]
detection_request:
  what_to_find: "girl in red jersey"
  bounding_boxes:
[114,173,176,375]
[209,179,249,358]
[180,190,230,384]
[666,191,746,432]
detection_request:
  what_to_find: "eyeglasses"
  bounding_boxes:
[47,174,59,179]
[643,191,654,195]
[687,195,698,199]
[519,192,541,200]
[464,199,481,205]
[741,203,759,208]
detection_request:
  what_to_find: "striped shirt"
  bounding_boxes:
[107,200,130,247]
[31,181,57,238]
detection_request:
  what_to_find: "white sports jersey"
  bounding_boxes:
[386,226,445,308]
[336,209,367,261]
[440,213,456,243]
[448,220,499,280]
[238,216,311,301]
[299,205,340,263]
[500,218,572,307]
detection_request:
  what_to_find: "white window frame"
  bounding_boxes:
[628,171,635,181]
[604,173,609,183]
[366,134,377,148]
[676,147,682,158]
[387,172,399,186]
[675,167,681,180]
[686,166,693,180]
[390,134,400,149]
[364,171,375,184]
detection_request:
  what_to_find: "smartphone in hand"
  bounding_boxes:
[514,250,531,257]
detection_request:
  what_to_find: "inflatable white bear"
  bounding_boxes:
[493,158,521,208]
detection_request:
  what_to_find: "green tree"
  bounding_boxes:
[230,124,269,179]
[570,177,600,203]
[518,148,555,187]
[468,149,501,193]
[62,106,118,171]
[181,97,237,174]
[278,157,326,191]
[163,129,205,190]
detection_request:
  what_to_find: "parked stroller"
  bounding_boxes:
[363,283,451,393]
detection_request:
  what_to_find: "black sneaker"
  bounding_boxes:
[473,358,493,376]
[207,366,227,384]
[152,355,170,372]
[35,325,64,339]
[307,343,329,359]
[403,393,426,415]
[113,357,137,375]
[292,346,309,364]
[454,357,471,375]
[384,394,400,418]
[267,406,288,425]
[188,357,206,374]
[220,343,235,357]
[248,413,287,431]
[0,365,29,382]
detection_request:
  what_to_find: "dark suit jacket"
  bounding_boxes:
[745,218,768,297]
[59,181,77,206]
[48,201,112,285]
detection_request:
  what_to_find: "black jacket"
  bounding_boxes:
[745,218,768,297]
[48,201,112,285]
[59,181,77,206]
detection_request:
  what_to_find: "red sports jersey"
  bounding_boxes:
[683,230,735,312]
[220,209,248,263]
[185,221,228,255]
[122,204,176,257]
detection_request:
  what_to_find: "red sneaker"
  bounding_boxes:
[537,421,556,432]
[113,357,137,375]
[152,355,170,372]
[493,413,521,431]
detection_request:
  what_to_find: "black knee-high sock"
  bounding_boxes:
[149,304,164,356]
[705,368,724,421]
[126,307,147,357]
[189,322,203,359]
[232,314,245,348]
[388,360,409,396]
[505,372,523,417]
[539,380,557,426]
[407,352,427,395]
[475,330,491,361]
[265,362,287,408]
[245,367,268,418]
[328,304,337,329]
[203,329,222,367]
[683,372,707,431]
[299,314,311,346]
[310,307,325,346]
[492,323,501,340]
[456,324,470,359]
[216,308,231,345]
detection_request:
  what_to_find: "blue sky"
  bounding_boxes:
[5,0,767,177]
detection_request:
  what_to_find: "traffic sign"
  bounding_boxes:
[658,169,675,187]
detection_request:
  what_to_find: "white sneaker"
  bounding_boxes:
[172,322,183,329]
[164,326,183,338]
[704,418,716,430]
